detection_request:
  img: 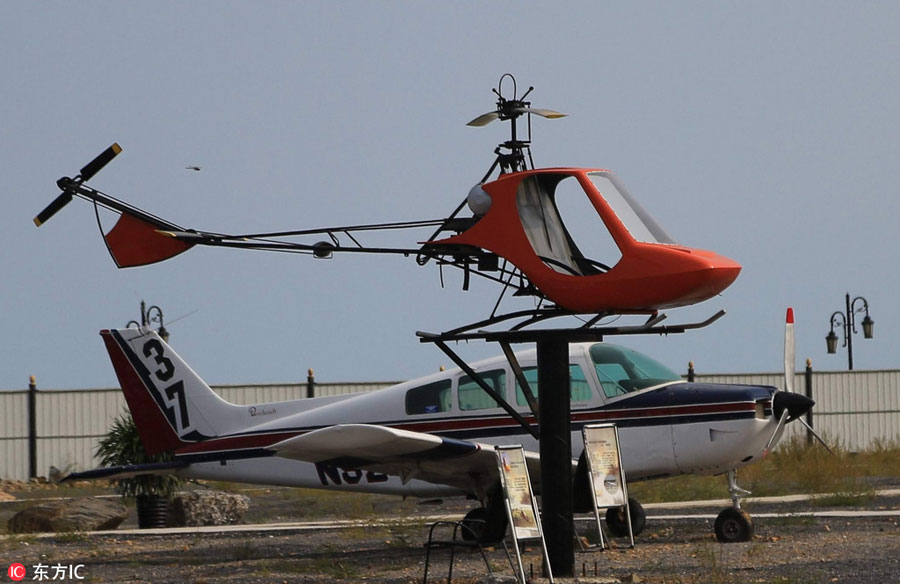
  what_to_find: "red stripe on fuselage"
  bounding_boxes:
[170,400,758,458]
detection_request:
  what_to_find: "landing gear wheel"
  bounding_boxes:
[605,497,646,537]
[461,505,508,544]
[714,508,754,543]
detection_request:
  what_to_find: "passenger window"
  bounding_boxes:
[458,369,506,411]
[405,380,452,415]
[514,365,593,406]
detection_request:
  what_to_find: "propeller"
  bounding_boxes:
[34,143,122,227]
[764,308,834,455]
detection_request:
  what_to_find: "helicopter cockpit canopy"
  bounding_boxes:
[437,165,740,313]
[516,170,675,276]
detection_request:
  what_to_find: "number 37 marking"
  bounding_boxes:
[142,339,190,431]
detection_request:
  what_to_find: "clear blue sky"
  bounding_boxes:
[4,2,899,389]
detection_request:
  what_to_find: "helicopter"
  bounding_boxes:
[34,75,740,330]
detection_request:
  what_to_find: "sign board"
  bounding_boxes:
[495,445,553,583]
[582,423,633,548]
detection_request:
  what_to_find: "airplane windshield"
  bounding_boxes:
[586,172,676,245]
[589,343,682,398]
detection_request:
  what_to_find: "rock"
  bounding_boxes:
[167,490,250,527]
[7,497,128,533]
[0,490,15,502]
[48,466,64,483]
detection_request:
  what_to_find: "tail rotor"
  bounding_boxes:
[34,143,122,227]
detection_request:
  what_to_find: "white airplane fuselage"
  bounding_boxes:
[165,342,783,498]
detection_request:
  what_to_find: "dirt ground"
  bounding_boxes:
[1,485,898,583]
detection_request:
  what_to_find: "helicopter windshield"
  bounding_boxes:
[587,172,676,245]
[516,175,621,275]
[589,343,682,398]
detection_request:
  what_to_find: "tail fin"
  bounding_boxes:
[101,327,243,455]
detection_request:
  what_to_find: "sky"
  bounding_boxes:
[3,2,899,390]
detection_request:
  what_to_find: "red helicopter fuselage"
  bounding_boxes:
[433,167,741,313]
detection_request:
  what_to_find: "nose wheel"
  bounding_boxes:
[715,508,754,543]
[715,470,754,543]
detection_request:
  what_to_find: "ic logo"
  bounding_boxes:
[7,563,26,581]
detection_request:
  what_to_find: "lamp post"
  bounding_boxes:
[127,300,170,343]
[826,293,873,370]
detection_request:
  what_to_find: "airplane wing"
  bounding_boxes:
[268,423,542,495]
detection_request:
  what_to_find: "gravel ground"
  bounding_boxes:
[2,488,898,583]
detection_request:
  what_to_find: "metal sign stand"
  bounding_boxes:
[582,423,634,549]
[495,445,554,584]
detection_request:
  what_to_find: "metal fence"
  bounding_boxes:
[2,368,898,481]
[0,378,397,482]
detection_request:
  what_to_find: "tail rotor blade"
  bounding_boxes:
[79,142,122,182]
[784,307,795,393]
[33,191,73,227]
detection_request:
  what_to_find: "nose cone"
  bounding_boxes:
[687,249,742,298]
[642,246,742,308]
[773,391,815,421]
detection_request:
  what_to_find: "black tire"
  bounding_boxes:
[714,508,754,543]
[460,504,508,544]
[605,497,646,537]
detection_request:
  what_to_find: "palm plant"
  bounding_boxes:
[96,411,182,498]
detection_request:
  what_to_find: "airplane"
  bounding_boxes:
[33,76,741,328]
[69,308,820,544]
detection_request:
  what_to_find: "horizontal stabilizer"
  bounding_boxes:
[62,460,189,482]
[103,212,195,267]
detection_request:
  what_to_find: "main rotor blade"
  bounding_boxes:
[784,307,795,392]
[466,111,499,127]
[513,106,567,119]
[33,191,73,227]
[79,143,122,182]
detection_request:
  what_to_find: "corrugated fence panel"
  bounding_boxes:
[1,439,29,481]
[697,369,900,452]
[314,382,398,398]
[0,392,29,480]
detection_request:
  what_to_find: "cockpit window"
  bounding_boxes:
[514,365,593,405]
[589,344,681,398]
[586,172,676,245]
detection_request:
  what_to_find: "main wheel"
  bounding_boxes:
[605,497,646,537]
[460,504,508,544]
[714,508,754,543]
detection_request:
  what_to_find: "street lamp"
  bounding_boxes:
[826,293,873,370]
[127,300,170,343]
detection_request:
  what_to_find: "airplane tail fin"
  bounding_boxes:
[101,327,244,455]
